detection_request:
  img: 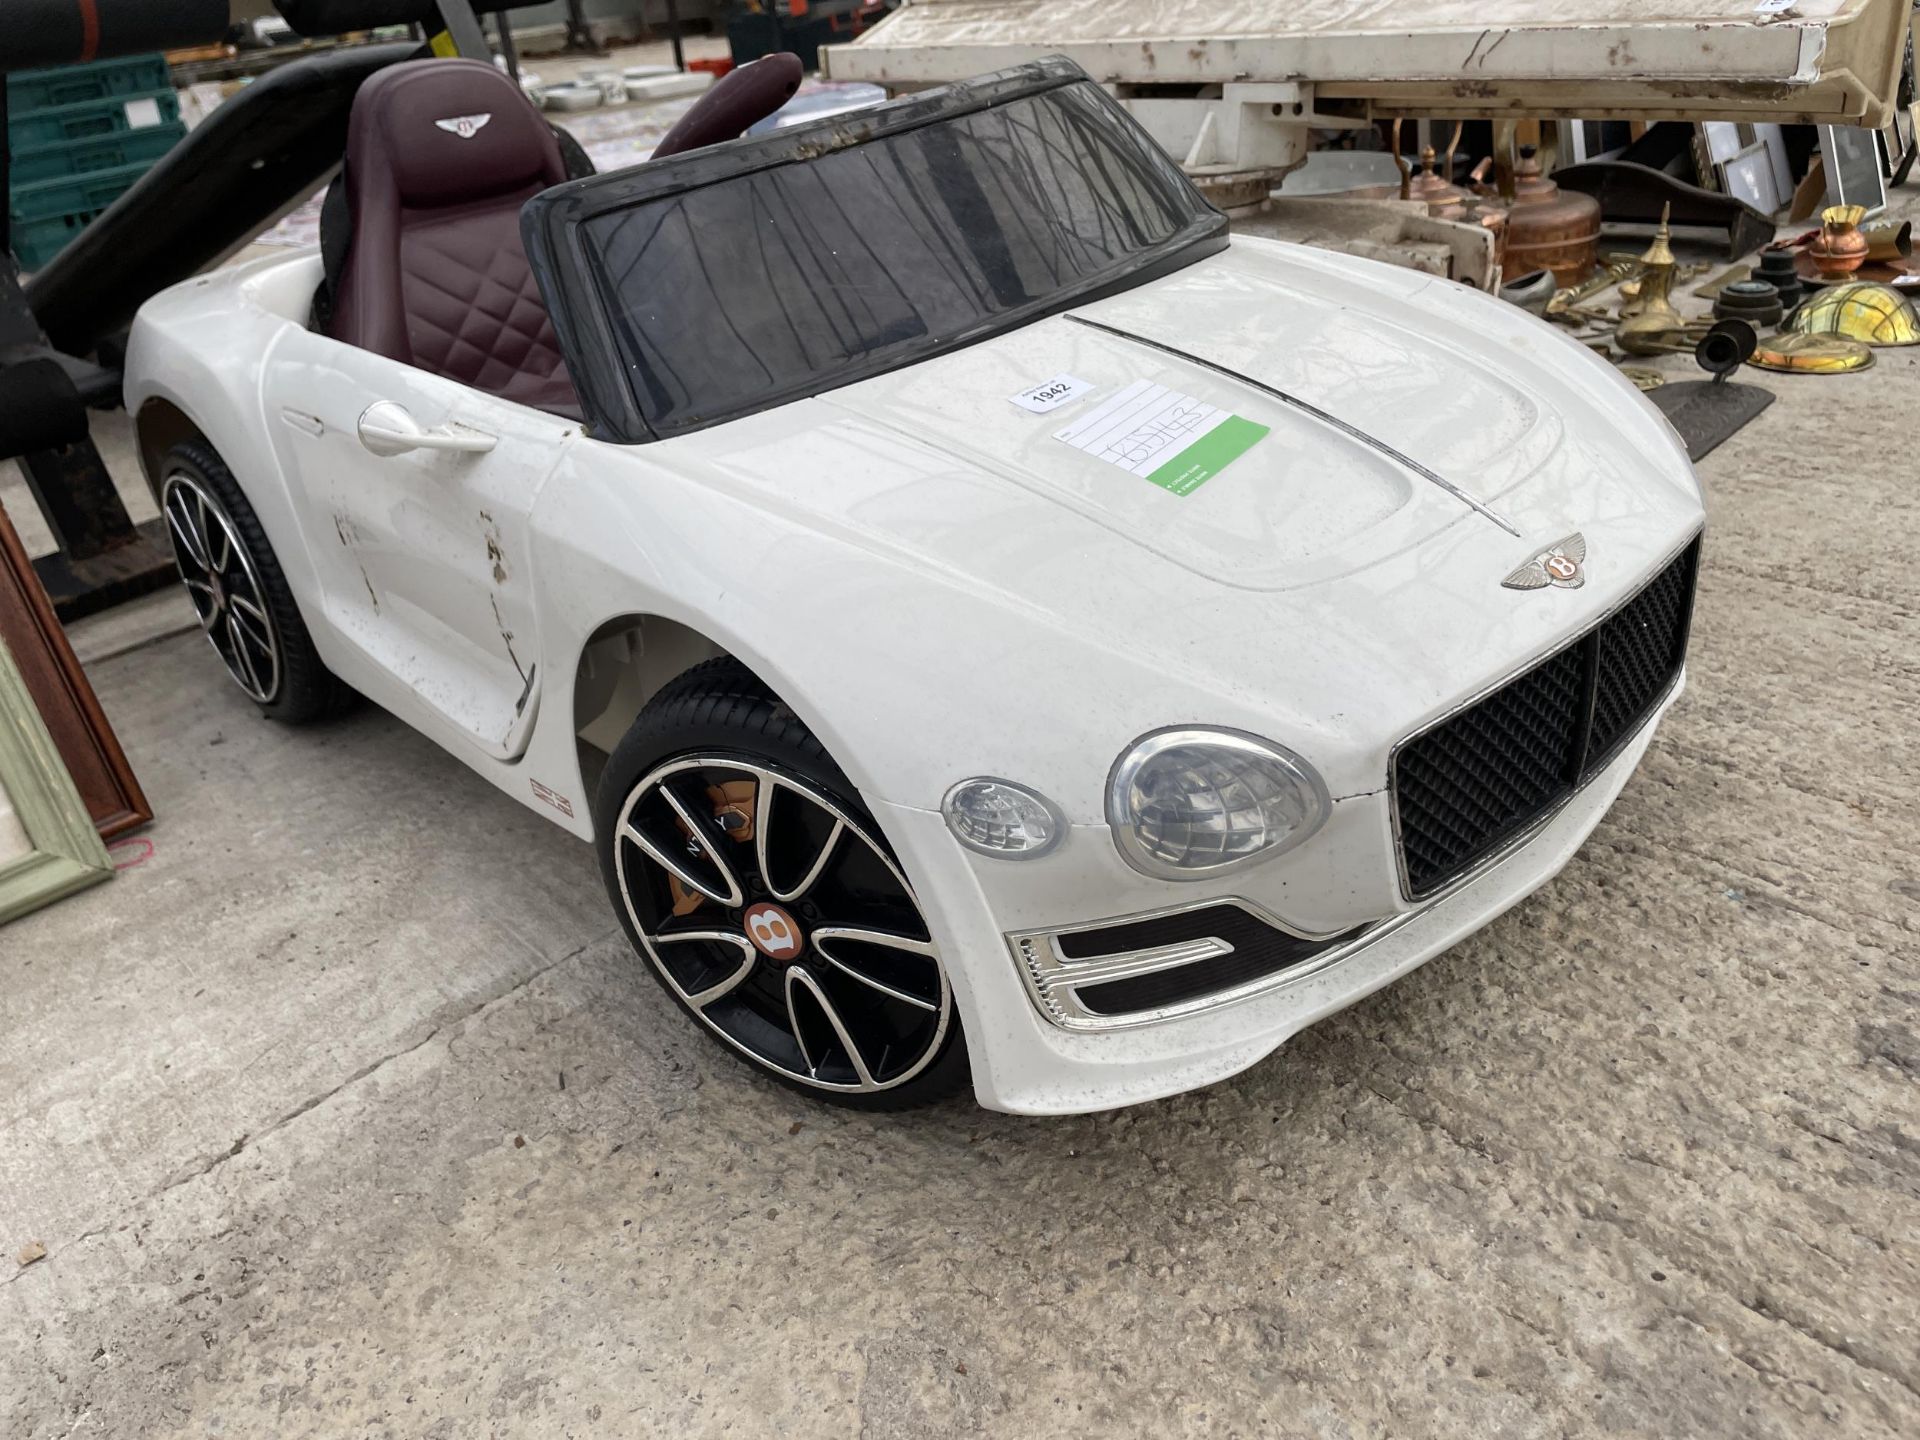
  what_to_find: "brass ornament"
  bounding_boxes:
[1617,205,1693,355]
[1747,333,1876,374]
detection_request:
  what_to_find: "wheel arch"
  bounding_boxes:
[565,608,891,825]
[132,383,271,523]
[132,396,209,506]
[569,611,731,804]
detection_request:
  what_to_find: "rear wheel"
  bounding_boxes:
[159,441,351,723]
[596,660,968,1109]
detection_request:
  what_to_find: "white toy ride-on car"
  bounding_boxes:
[124,55,1705,1114]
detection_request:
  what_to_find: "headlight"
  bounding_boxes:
[1106,728,1329,880]
[943,778,1065,859]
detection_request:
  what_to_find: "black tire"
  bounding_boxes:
[158,440,353,724]
[595,658,970,1110]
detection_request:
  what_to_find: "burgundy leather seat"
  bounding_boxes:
[327,58,581,418]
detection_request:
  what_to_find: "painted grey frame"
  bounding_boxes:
[0,635,113,926]
[1819,123,1888,216]
[1557,118,1631,165]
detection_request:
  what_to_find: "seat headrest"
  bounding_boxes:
[653,53,804,160]
[348,58,561,208]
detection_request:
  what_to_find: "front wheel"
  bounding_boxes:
[595,659,968,1109]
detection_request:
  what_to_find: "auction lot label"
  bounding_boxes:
[1009,373,1096,413]
[1054,379,1268,496]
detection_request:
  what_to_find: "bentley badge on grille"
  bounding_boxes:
[1502,533,1587,591]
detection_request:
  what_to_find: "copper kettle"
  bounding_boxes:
[1502,146,1601,288]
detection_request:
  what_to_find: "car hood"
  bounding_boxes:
[650,237,1702,792]
[797,236,1694,594]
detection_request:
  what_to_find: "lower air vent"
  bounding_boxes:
[1013,902,1370,1029]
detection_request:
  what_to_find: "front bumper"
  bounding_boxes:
[873,678,1680,1115]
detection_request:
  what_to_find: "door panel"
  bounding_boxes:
[262,327,575,759]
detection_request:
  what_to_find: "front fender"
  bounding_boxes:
[124,261,328,621]
[526,440,1218,833]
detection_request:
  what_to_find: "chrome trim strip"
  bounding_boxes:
[1063,314,1521,537]
[1038,936,1237,988]
[1385,527,1703,902]
[1041,892,1355,947]
[1008,895,1380,1032]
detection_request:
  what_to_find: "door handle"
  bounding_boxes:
[357,401,497,457]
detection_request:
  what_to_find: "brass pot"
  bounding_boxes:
[1502,147,1601,289]
[1809,204,1871,277]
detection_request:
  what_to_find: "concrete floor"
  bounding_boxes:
[4,200,1920,1440]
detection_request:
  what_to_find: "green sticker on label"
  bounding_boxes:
[1053,379,1268,497]
[1144,414,1270,496]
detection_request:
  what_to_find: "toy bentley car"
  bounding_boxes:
[124,54,1704,1113]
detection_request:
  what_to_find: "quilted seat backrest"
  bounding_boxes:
[329,58,580,416]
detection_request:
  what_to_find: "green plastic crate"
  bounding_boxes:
[8,120,183,185]
[6,88,181,150]
[6,54,172,116]
[7,159,150,271]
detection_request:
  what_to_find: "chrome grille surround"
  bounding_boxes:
[1389,531,1701,901]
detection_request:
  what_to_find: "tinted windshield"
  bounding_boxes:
[576,79,1221,438]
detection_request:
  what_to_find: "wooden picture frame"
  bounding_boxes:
[0,500,150,839]
[0,632,113,924]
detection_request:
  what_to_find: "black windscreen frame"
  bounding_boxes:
[522,58,1228,443]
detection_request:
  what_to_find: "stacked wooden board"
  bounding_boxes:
[822,0,1912,124]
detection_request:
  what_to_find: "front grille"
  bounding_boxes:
[1585,545,1699,767]
[1393,538,1699,899]
[1059,906,1365,1017]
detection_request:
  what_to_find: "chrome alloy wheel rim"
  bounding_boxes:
[613,756,952,1094]
[161,472,282,704]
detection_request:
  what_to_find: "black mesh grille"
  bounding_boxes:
[1062,905,1366,1016]
[1393,538,1698,899]
[1586,542,1699,767]
[1393,644,1586,897]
